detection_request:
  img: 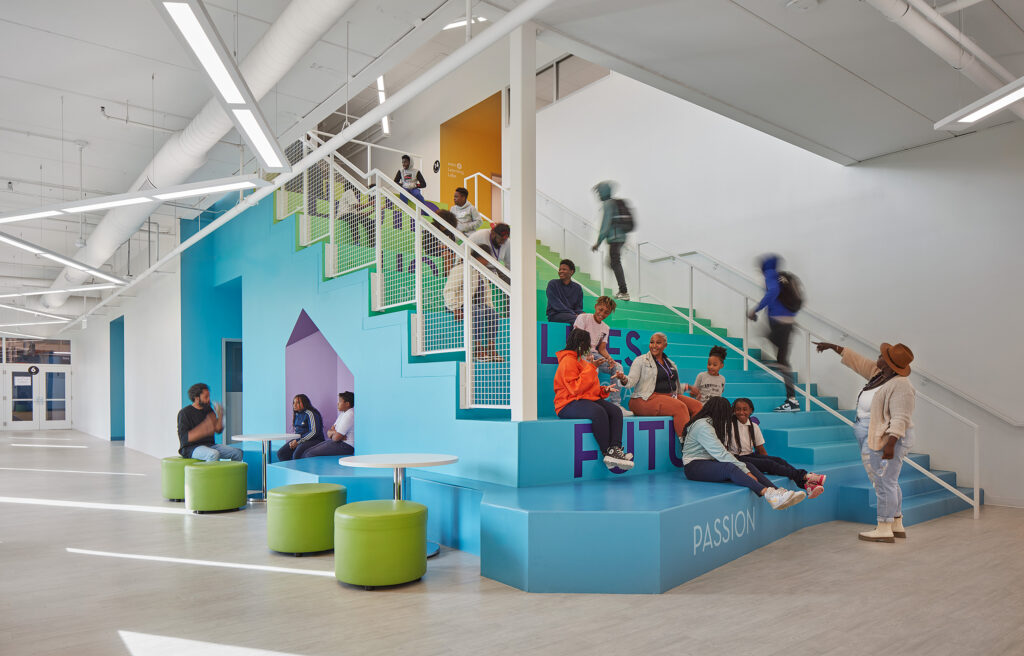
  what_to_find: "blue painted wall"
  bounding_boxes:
[179,193,522,486]
[109,315,125,441]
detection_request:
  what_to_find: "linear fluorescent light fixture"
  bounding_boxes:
[935,73,1024,130]
[377,76,390,135]
[0,330,44,339]
[157,0,290,172]
[443,16,487,30]
[0,175,266,225]
[0,284,118,299]
[0,302,70,322]
[0,231,126,285]
[0,321,67,328]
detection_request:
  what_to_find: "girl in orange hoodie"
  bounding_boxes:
[555,328,634,470]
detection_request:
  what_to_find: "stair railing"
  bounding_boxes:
[275,134,513,409]
[463,172,509,226]
[536,193,978,518]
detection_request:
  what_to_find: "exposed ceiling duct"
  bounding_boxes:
[43,0,359,308]
[863,0,1024,123]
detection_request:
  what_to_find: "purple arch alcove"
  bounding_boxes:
[284,310,354,431]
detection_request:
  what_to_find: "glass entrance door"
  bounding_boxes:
[40,370,70,429]
[9,370,36,428]
[2,367,71,430]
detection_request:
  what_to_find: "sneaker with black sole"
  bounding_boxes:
[773,398,801,412]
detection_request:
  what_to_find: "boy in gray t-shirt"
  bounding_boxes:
[690,346,727,402]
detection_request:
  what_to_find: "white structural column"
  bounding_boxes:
[509,24,538,421]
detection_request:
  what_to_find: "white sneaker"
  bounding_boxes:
[763,488,805,510]
[614,291,630,301]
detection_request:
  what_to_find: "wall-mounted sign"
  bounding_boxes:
[13,375,31,386]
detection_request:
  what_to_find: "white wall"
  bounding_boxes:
[536,72,1024,506]
[70,267,182,459]
[70,316,111,440]
[122,269,182,458]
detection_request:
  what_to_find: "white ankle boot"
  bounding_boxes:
[858,521,895,543]
[892,516,906,538]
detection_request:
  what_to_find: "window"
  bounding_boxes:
[5,339,71,365]
[536,65,555,109]
[555,56,609,101]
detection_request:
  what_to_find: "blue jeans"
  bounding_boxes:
[591,357,624,406]
[854,417,914,522]
[191,444,243,462]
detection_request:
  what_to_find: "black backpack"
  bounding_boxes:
[777,271,804,312]
[612,199,635,233]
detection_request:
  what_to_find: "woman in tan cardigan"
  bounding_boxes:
[815,341,915,543]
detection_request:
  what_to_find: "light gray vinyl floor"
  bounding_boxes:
[1,430,1021,656]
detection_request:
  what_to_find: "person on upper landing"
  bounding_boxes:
[591,181,629,301]
[749,254,801,413]
[545,259,584,323]
[176,383,243,462]
[451,187,483,234]
[394,155,426,204]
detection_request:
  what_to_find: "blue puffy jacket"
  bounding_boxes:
[753,256,796,319]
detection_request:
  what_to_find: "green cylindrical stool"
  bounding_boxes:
[161,457,200,501]
[267,483,347,555]
[184,461,248,513]
[334,500,427,588]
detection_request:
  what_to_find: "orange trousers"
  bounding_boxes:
[628,393,703,436]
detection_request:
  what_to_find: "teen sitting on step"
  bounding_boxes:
[681,397,805,510]
[554,328,634,471]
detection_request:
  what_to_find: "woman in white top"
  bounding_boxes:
[816,341,916,543]
[298,392,355,457]
[623,333,703,441]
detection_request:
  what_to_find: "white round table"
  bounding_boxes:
[339,453,458,558]
[233,434,296,501]
[338,453,458,501]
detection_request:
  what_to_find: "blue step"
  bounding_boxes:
[771,439,861,465]
[763,425,851,447]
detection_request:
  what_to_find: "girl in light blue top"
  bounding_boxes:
[681,397,805,510]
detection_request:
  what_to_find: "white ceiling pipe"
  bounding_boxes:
[937,0,988,15]
[61,0,558,333]
[905,0,1016,83]
[863,0,1024,123]
[43,0,358,308]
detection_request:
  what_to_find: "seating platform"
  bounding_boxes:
[264,438,977,593]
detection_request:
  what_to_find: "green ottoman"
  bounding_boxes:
[184,461,248,513]
[161,457,200,501]
[267,483,347,555]
[334,500,427,588]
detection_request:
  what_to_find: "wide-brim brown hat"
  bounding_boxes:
[881,342,913,376]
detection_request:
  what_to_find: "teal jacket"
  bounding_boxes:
[595,182,627,246]
[682,418,750,473]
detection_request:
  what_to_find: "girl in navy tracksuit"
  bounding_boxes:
[277,394,325,461]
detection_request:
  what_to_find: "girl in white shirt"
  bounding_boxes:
[725,398,826,499]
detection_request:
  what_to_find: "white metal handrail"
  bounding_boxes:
[538,191,979,518]
[463,172,509,226]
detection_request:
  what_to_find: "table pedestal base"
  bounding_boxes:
[427,540,440,558]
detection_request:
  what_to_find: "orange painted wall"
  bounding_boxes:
[439,92,501,218]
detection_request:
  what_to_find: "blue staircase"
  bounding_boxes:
[251,190,980,594]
